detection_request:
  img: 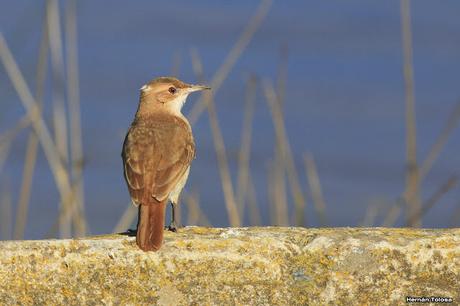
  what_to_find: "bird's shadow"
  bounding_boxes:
[117,226,179,237]
[118,229,137,237]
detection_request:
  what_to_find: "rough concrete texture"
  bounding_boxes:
[0,227,459,305]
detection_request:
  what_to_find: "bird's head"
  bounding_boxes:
[137,76,210,115]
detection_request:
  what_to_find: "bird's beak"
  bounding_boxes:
[187,84,211,93]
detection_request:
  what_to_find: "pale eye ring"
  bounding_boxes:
[168,87,176,94]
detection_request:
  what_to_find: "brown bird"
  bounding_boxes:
[122,77,210,251]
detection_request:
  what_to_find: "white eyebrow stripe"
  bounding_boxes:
[140,84,149,91]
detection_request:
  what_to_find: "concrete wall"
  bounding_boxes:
[0,227,459,305]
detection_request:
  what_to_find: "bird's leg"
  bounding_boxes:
[166,202,178,232]
[126,206,141,236]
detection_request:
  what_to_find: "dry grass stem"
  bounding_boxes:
[0,115,31,149]
[247,173,261,226]
[0,33,77,238]
[276,44,288,108]
[14,135,40,239]
[112,204,137,233]
[14,15,49,240]
[419,101,460,180]
[171,50,181,76]
[47,0,72,237]
[303,152,328,226]
[65,0,86,237]
[382,198,404,227]
[0,116,30,178]
[263,80,307,226]
[270,47,290,226]
[47,0,69,164]
[448,203,460,227]
[390,101,460,228]
[266,162,275,224]
[190,48,204,80]
[185,191,199,226]
[406,175,458,227]
[0,185,12,240]
[0,140,12,174]
[269,160,289,226]
[360,203,379,227]
[400,0,420,227]
[205,93,241,226]
[184,191,211,226]
[236,75,257,218]
[188,0,272,125]
[190,51,241,226]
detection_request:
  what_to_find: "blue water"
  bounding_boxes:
[1,1,460,239]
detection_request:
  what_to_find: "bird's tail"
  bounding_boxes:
[136,201,166,251]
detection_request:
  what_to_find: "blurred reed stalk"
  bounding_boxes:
[186,0,271,226]
[14,14,49,240]
[383,100,460,227]
[236,75,257,219]
[185,191,200,226]
[271,146,289,226]
[0,33,77,238]
[170,50,181,76]
[270,46,289,226]
[47,0,73,237]
[382,198,404,227]
[190,50,241,227]
[276,44,288,108]
[263,80,307,226]
[0,115,31,157]
[400,0,421,227]
[303,152,328,226]
[247,174,261,226]
[113,204,137,233]
[0,132,14,173]
[184,190,211,226]
[448,202,460,227]
[360,203,380,227]
[0,115,32,179]
[65,0,86,237]
[47,0,69,164]
[268,159,289,226]
[1,184,12,240]
[188,0,272,125]
[406,175,458,227]
[419,101,460,180]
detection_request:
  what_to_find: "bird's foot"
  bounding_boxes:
[119,228,137,236]
[166,222,178,232]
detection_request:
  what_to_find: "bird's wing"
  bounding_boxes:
[150,120,195,202]
[122,117,195,205]
[122,124,151,205]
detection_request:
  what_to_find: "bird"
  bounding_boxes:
[122,76,210,251]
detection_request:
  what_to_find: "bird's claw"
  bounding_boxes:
[166,222,178,232]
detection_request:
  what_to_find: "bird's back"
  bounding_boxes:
[122,113,195,206]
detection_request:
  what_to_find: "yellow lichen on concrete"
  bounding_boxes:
[0,227,459,305]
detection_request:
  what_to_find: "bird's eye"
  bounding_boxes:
[168,87,176,94]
